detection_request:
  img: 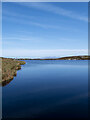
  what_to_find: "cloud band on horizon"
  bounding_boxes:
[2,49,88,58]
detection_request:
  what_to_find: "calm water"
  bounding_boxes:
[2,60,88,119]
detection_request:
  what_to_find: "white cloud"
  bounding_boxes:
[3,16,61,29]
[2,49,88,58]
[3,37,38,41]
[3,10,35,20]
[18,2,88,22]
[2,2,88,31]
[3,4,86,31]
[3,15,80,32]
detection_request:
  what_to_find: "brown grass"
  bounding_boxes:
[0,58,26,86]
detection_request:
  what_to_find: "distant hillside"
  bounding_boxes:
[57,55,90,60]
[16,55,90,60]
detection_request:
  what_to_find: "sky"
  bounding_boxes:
[2,2,88,58]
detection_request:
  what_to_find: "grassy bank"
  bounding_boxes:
[0,58,26,85]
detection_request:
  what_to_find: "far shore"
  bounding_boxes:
[16,55,90,60]
[0,55,90,86]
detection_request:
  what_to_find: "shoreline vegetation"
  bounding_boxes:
[0,58,26,86]
[0,55,90,86]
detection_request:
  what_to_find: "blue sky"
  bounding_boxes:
[2,2,88,58]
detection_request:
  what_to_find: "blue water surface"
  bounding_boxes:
[2,60,88,119]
